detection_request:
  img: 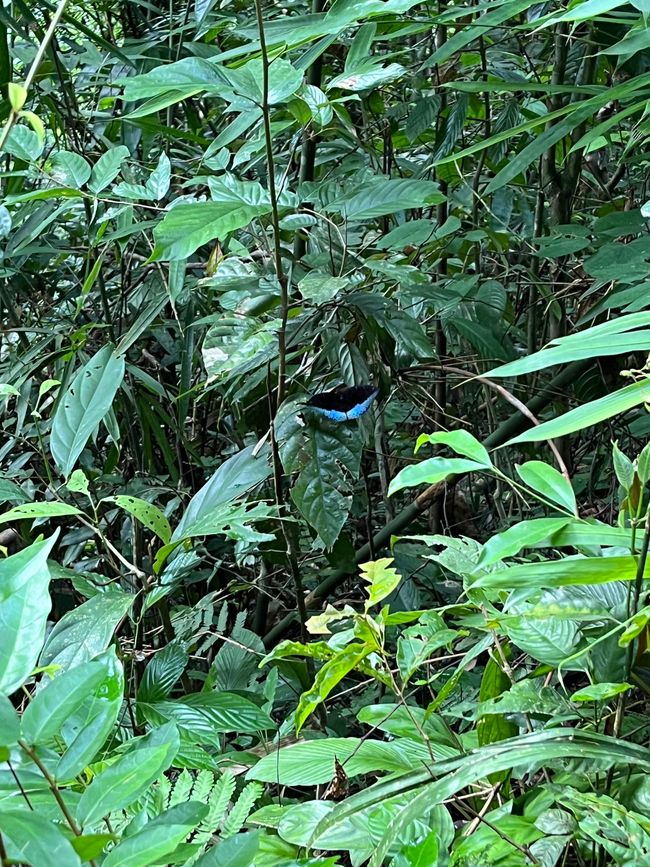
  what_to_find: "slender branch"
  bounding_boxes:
[0,0,69,157]
[18,740,97,866]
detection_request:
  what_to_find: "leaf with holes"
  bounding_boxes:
[105,496,171,544]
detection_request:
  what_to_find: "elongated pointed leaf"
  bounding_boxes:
[50,345,125,478]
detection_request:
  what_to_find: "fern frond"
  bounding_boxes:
[170,768,194,807]
[220,782,263,839]
[190,771,236,851]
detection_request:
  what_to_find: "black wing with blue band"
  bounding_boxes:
[304,385,379,422]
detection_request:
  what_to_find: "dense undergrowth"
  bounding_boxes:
[2,0,650,864]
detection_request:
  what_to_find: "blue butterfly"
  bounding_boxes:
[304,384,379,422]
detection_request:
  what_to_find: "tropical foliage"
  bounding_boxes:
[2,0,650,864]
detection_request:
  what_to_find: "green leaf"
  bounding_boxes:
[76,722,179,827]
[56,649,124,780]
[360,558,401,610]
[477,518,572,567]
[137,641,188,703]
[172,445,271,541]
[104,495,171,544]
[572,682,631,702]
[324,178,445,221]
[415,429,492,466]
[0,695,20,745]
[247,737,435,786]
[140,691,275,736]
[152,178,277,260]
[0,809,81,867]
[328,62,405,91]
[227,57,302,105]
[50,345,126,478]
[122,58,227,100]
[313,730,650,867]
[507,379,650,445]
[193,831,260,867]
[516,461,577,514]
[388,457,491,496]
[103,802,208,867]
[50,151,92,188]
[472,555,648,591]
[0,478,28,505]
[0,536,56,695]
[503,615,580,666]
[0,501,83,526]
[39,590,133,670]
[3,125,43,160]
[21,660,106,745]
[295,644,371,732]
[88,145,130,194]
[146,151,171,200]
[612,441,635,490]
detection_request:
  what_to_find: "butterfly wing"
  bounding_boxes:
[310,406,349,422]
[305,385,379,423]
[345,388,379,420]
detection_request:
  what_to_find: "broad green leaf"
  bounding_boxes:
[360,558,401,610]
[503,616,580,666]
[227,57,302,105]
[0,809,81,867]
[194,831,260,867]
[472,555,648,591]
[202,316,280,382]
[0,536,56,695]
[139,691,274,736]
[56,649,124,780]
[104,495,171,543]
[0,501,83,526]
[572,682,631,702]
[172,445,271,541]
[619,607,650,646]
[612,441,635,490]
[328,62,405,91]
[487,331,650,377]
[50,151,92,188]
[50,345,126,478]
[145,151,171,200]
[0,695,20,745]
[516,461,577,514]
[21,661,106,745]
[477,655,517,750]
[88,145,130,194]
[152,177,278,260]
[477,518,572,567]
[137,641,188,703]
[39,590,133,670]
[122,57,228,100]
[0,479,31,505]
[388,457,491,496]
[247,737,436,786]
[324,178,445,221]
[3,125,43,160]
[311,730,650,867]
[547,0,629,23]
[103,802,207,867]
[295,644,372,732]
[507,379,650,445]
[76,722,179,827]
[415,430,492,465]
